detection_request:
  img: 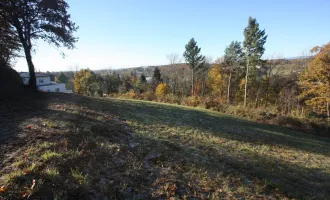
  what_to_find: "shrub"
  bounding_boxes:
[165,94,180,104]
[201,97,227,111]
[0,67,24,100]
[141,91,156,101]
[156,83,169,101]
[184,96,201,107]
[127,89,137,99]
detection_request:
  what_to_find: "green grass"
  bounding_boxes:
[44,166,60,178]
[42,151,62,160]
[70,168,87,185]
[90,97,330,198]
[42,119,57,128]
[1,94,329,199]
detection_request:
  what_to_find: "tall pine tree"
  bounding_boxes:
[152,67,162,88]
[183,38,205,96]
[224,41,244,103]
[243,17,267,106]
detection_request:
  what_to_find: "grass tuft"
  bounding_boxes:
[70,168,87,185]
[44,166,60,178]
[42,151,62,160]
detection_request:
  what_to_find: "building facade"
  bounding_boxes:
[20,72,72,93]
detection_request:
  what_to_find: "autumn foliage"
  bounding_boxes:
[74,69,102,96]
[299,42,330,117]
[208,64,227,97]
[156,83,169,99]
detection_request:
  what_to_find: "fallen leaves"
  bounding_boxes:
[0,186,8,193]
[21,179,36,198]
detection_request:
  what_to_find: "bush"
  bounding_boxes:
[184,96,201,107]
[141,91,156,101]
[164,94,180,104]
[201,97,227,111]
[156,83,169,100]
[0,67,24,100]
[127,89,137,99]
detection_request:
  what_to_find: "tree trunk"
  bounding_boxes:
[244,59,249,107]
[265,79,270,106]
[14,21,37,90]
[24,44,37,89]
[255,95,259,108]
[327,100,329,120]
[255,80,260,108]
[227,71,232,104]
[191,69,194,96]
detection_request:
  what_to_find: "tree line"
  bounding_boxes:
[73,17,329,119]
[0,1,328,120]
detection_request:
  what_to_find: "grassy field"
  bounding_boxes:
[1,94,330,199]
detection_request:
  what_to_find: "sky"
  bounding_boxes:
[14,0,330,72]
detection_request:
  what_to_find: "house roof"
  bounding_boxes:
[20,72,51,77]
[38,83,64,87]
[36,74,51,77]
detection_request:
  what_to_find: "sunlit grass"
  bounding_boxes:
[42,119,57,128]
[70,168,87,185]
[3,170,24,182]
[44,166,59,178]
[38,141,55,149]
[42,151,62,160]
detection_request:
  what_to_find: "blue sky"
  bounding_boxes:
[15,0,330,72]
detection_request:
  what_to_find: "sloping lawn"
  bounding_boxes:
[1,94,330,199]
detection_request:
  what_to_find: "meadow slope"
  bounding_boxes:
[1,93,330,199]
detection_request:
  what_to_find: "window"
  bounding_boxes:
[39,79,44,84]
[55,88,60,92]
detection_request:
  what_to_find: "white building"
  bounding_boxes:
[20,72,72,93]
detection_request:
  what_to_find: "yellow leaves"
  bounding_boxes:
[240,78,246,90]
[207,64,227,95]
[73,69,100,95]
[299,42,330,114]
[156,83,169,97]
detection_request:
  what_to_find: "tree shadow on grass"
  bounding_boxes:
[92,98,330,157]
[1,94,330,199]
[2,105,330,199]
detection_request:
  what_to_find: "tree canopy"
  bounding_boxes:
[0,0,78,89]
[74,69,102,97]
[0,15,20,67]
[299,42,330,117]
[56,72,68,83]
[243,17,267,106]
[152,67,162,88]
[183,38,205,95]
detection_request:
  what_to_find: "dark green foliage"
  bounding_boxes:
[243,17,267,66]
[140,74,147,84]
[183,38,206,72]
[224,41,245,103]
[0,67,23,100]
[121,75,133,92]
[93,74,103,97]
[243,17,267,106]
[56,72,68,84]
[152,67,162,88]
[0,15,20,68]
[224,41,244,66]
[183,38,205,95]
[103,72,120,94]
[0,0,78,89]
